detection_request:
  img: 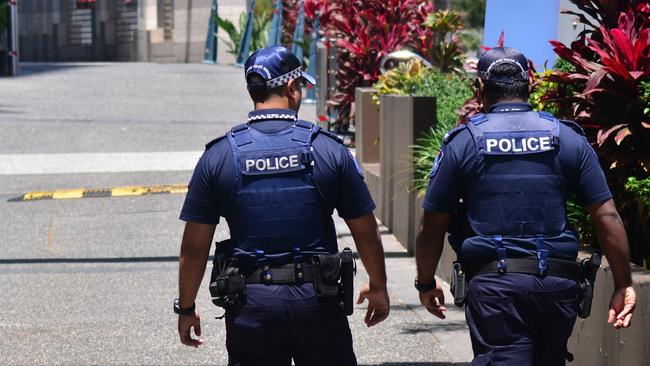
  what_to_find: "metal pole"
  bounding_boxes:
[303,11,319,104]
[235,0,255,66]
[290,0,304,61]
[8,0,18,76]
[203,0,218,64]
[267,0,282,47]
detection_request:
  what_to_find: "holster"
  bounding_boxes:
[450,261,467,307]
[577,252,601,318]
[313,248,356,316]
[208,240,246,309]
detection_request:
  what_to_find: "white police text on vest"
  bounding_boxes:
[485,136,553,153]
[245,155,300,172]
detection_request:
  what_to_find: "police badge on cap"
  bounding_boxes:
[244,46,316,92]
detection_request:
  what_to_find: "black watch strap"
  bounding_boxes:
[174,298,196,316]
[414,277,437,292]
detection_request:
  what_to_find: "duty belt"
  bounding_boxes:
[473,257,580,281]
[246,263,315,284]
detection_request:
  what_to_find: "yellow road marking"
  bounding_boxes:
[52,189,84,199]
[11,184,189,202]
[22,191,54,201]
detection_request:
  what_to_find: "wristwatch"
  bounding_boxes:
[414,276,437,292]
[174,298,196,316]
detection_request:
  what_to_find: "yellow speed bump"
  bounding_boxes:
[10,184,188,202]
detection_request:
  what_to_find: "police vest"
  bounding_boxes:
[464,111,566,238]
[225,120,336,267]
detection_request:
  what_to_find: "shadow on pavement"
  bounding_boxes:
[15,63,96,77]
[399,321,468,333]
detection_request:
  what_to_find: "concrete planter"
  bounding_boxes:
[353,90,435,253]
[354,87,383,222]
[379,94,436,254]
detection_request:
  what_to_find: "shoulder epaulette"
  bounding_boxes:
[538,111,556,121]
[559,119,586,136]
[205,135,227,150]
[468,113,488,125]
[443,124,468,144]
[318,129,344,144]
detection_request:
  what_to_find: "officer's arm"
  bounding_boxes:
[415,210,451,285]
[586,198,636,328]
[345,213,387,288]
[179,222,216,308]
[585,199,632,289]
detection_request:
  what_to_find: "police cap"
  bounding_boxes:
[244,46,316,93]
[477,47,529,84]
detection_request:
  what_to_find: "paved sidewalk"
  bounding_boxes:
[335,217,473,365]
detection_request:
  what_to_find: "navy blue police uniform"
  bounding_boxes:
[423,49,612,366]
[180,46,374,366]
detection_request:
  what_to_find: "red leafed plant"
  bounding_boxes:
[306,0,433,130]
[543,0,650,265]
[544,1,650,174]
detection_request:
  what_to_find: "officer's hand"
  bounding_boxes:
[419,282,447,319]
[178,308,205,347]
[356,283,390,327]
[608,285,636,329]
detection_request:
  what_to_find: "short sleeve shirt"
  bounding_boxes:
[180,109,375,225]
[423,103,612,213]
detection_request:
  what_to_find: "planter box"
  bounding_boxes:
[354,87,383,221]
[380,94,436,253]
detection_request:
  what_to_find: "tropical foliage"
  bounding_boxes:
[372,60,427,104]
[215,10,272,57]
[537,0,650,265]
[309,0,436,130]
[421,10,466,73]
[408,71,473,195]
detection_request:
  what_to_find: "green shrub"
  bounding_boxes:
[626,177,650,215]
[566,198,597,248]
[403,70,473,195]
[215,10,271,57]
[641,80,650,118]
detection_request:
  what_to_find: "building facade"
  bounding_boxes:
[18,0,243,63]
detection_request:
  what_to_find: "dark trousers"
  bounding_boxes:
[225,283,357,366]
[465,273,578,366]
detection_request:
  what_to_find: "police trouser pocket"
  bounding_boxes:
[471,351,493,366]
[312,254,340,298]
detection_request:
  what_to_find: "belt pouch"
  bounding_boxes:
[313,254,340,298]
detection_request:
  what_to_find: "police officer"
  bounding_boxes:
[414,47,636,365]
[175,46,390,365]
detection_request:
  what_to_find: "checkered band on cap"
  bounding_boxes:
[266,67,303,89]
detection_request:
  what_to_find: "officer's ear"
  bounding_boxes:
[286,78,302,98]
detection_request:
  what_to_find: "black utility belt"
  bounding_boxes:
[210,248,356,315]
[246,263,315,284]
[473,257,580,281]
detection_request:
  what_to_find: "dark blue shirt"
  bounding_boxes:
[180,109,375,226]
[423,102,612,262]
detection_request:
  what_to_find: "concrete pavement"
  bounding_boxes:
[0,63,472,365]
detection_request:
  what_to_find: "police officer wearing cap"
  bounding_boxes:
[414,47,636,365]
[175,46,390,365]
